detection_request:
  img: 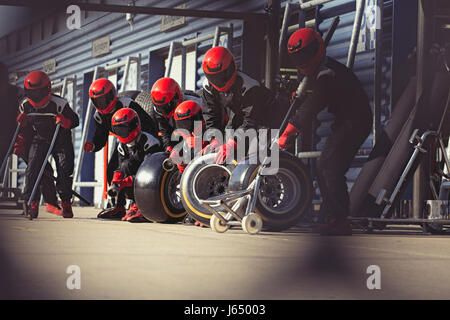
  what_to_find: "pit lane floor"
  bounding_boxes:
[1,206,450,300]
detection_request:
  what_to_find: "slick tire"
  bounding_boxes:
[134,152,186,223]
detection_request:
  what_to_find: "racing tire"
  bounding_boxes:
[134,152,186,223]
[180,153,236,226]
[228,151,313,231]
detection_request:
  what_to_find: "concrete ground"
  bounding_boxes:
[1,205,450,300]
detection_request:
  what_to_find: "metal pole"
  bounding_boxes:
[120,56,131,92]
[136,54,141,91]
[73,66,100,187]
[279,2,292,59]
[373,0,383,146]
[181,46,186,90]
[413,0,432,219]
[0,124,20,185]
[0,1,268,21]
[346,0,366,69]
[299,0,334,10]
[165,42,175,78]
[28,123,61,206]
[227,24,234,51]
[213,26,221,47]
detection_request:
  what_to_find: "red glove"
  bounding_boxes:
[111,171,124,185]
[200,138,220,155]
[166,146,173,153]
[214,138,237,164]
[84,141,95,152]
[56,114,71,129]
[13,135,26,158]
[16,113,28,127]
[278,123,300,150]
[177,163,186,174]
[111,171,133,190]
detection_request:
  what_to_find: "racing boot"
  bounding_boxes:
[126,205,149,223]
[46,202,62,216]
[97,205,126,220]
[26,201,39,220]
[122,203,138,221]
[61,201,74,218]
[310,217,352,236]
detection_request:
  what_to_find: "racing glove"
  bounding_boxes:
[55,114,72,129]
[278,123,299,150]
[111,171,133,190]
[13,135,26,158]
[214,138,237,164]
[200,138,220,155]
[84,141,95,152]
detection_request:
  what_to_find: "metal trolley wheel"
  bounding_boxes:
[228,151,313,231]
[180,153,236,226]
[210,213,230,233]
[242,213,263,235]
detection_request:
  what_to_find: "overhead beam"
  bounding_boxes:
[0,0,267,21]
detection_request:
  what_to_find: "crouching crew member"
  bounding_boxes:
[107,108,162,222]
[171,100,207,173]
[17,71,79,218]
[278,28,372,235]
[84,78,157,219]
[172,100,207,227]
[149,77,202,156]
[200,46,288,164]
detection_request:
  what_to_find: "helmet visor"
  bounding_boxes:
[205,60,236,90]
[112,116,139,139]
[91,88,116,111]
[25,86,50,103]
[153,93,180,117]
[289,38,320,69]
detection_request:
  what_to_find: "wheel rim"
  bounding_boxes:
[192,164,232,207]
[257,168,301,215]
[166,170,184,210]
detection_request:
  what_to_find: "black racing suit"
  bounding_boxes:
[20,94,79,203]
[201,71,289,154]
[91,97,158,183]
[1,87,58,205]
[149,90,202,151]
[114,132,161,206]
[289,57,373,218]
[20,122,59,206]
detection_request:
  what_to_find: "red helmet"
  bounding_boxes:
[202,46,237,92]
[111,108,141,144]
[89,78,117,115]
[24,71,51,108]
[151,77,182,118]
[287,28,325,75]
[174,100,205,133]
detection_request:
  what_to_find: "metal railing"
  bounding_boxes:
[165,23,234,90]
